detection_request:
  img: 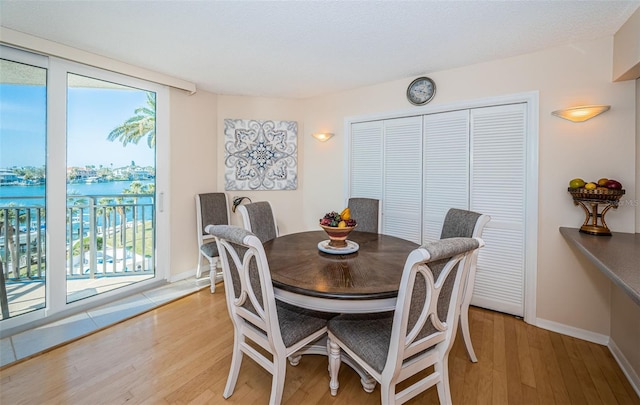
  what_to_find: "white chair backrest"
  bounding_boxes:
[206,224,285,352]
[385,237,484,375]
[236,201,279,243]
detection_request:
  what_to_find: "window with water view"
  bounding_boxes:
[1,46,161,324]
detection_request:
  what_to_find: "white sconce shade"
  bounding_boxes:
[312,132,334,142]
[551,105,610,122]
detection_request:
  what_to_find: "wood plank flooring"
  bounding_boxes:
[1,288,638,404]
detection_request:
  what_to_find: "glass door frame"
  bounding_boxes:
[0,46,169,333]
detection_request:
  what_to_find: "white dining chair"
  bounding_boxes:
[327,236,484,405]
[347,197,380,233]
[206,224,334,405]
[440,208,491,362]
[195,192,230,293]
[236,201,279,243]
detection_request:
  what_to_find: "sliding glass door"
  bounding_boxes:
[66,73,157,303]
[0,45,167,330]
[0,50,48,320]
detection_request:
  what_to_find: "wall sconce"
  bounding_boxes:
[312,132,334,142]
[551,105,610,122]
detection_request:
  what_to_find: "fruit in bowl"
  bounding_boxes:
[604,179,622,190]
[568,177,624,191]
[319,208,356,228]
[319,208,357,247]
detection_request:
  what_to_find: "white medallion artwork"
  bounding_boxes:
[224,119,298,190]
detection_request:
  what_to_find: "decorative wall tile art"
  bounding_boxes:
[224,119,298,190]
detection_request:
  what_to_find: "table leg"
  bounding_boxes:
[293,336,378,393]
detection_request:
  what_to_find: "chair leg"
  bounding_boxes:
[288,354,301,366]
[329,339,341,396]
[223,334,244,399]
[196,254,204,279]
[460,304,478,362]
[435,358,453,405]
[380,381,394,405]
[208,257,218,293]
[269,356,287,405]
[360,371,376,393]
[326,338,331,374]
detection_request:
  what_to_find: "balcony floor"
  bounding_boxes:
[1,276,211,368]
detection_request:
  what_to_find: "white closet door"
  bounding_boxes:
[382,116,423,243]
[470,103,527,317]
[350,121,383,199]
[422,110,470,242]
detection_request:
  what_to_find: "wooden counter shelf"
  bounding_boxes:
[560,227,640,306]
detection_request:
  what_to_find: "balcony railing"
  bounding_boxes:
[1,194,156,318]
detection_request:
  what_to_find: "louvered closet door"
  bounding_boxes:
[382,116,423,243]
[350,121,383,200]
[423,110,470,242]
[470,103,527,317]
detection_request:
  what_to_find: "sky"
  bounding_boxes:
[0,83,154,169]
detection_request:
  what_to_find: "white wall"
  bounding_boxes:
[300,36,636,336]
[170,36,636,339]
[169,89,218,278]
[611,286,640,390]
[613,6,640,81]
[215,95,306,235]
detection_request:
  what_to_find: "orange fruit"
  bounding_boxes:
[597,178,608,186]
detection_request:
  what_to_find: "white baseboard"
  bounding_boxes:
[168,268,197,283]
[535,317,610,345]
[609,339,640,398]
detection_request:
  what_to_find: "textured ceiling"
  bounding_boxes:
[1,1,638,98]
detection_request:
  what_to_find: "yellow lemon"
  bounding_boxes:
[340,207,351,220]
[338,220,347,228]
[584,182,597,190]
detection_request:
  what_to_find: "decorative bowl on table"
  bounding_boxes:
[319,224,357,248]
[567,177,625,235]
[567,187,625,202]
[319,209,358,248]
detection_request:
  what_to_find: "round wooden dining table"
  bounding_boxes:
[263,230,420,313]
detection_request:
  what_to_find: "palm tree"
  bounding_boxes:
[107,92,156,148]
[96,198,114,237]
[0,204,30,278]
[113,196,129,245]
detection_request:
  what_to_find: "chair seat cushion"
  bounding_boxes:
[328,312,394,373]
[200,241,219,258]
[277,301,336,348]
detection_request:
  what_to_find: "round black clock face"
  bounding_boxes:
[407,77,436,106]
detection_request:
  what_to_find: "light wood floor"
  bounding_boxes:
[1,288,638,405]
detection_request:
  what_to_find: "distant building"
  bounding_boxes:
[0,169,20,185]
[112,165,154,180]
[67,167,97,180]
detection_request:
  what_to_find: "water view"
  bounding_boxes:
[1,53,160,322]
[1,179,153,203]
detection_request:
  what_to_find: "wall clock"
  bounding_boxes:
[406,77,436,106]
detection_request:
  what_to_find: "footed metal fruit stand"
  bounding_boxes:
[568,188,625,236]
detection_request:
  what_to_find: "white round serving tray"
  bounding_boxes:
[317,239,359,255]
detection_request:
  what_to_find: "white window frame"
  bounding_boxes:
[0,45,170,333]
